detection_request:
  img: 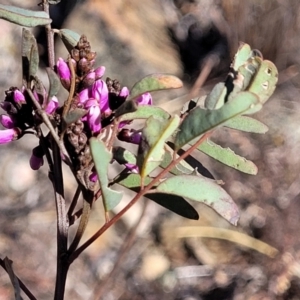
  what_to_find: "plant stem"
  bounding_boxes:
[68,132,212,263]
[52,141,69,300]
[42,0,55,69]
[42,1,69,298]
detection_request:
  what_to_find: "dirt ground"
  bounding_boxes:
[1,1,300,299]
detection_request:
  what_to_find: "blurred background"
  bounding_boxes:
[0,0,300,299]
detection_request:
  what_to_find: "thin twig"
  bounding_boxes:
[0,258,37,300]
[67,187,93,254]
[188,54,219,100]
[68,131,212,263]
[26,88,71,164]
[67,186,81,221]
[42,0,55,69]
[62,57,76,118]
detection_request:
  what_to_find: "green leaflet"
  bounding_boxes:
[197,139,258,175]
[119,105,170,122]
[113,147,137,165]
[160,146,194,176]
[248,60,278,104]
[155,175,239,225]
[129,74,183,100]
[0,4,51,27]
[114,100,138,118]
[90,138,122,211]
[62,108,87,130]
[204,82,227,109]
[225,115,268,134]
[137,115,180,179]
[115,173,199,220]
[174,92,260,150]
[46,67,60,98]
[22,29,39,82]
[232,43,252,71]
[58,29,81,53]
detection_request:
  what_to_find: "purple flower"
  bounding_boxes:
[45,96,59,114]
[29,146,45,170]
[0,115,15,129]
[57,58,71,90]
[92,79,109,112]
[78,79,109,113]
[13,90,26,105]
[89,171,98,183]
[0,128,20,144]
[118,128,141,145]
[78,88,90,104]
[136,92,152,106]
[29,153,44,170]
[119,87,129,98]
[82,71,96,88]
[125,163,139,173]
[95,66,105,79]
[85,99,101,133]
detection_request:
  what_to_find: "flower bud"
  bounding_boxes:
[89,171,98,183]
[45,96,59,114]
[13,90,26,105]
[0,128,21,144]
[78,88,90,104]
[78,58,90,75]
[0,115,15,129]
[125,163,139,173]
[95,66,105,79]
[29,146,44,170]
[82,71,96,88]
[119,87,129,98]
[136,92,152,106]
[92,80,109,112]
[57,58,71,90]
[85,99,101,134]
[118,128,141,145]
